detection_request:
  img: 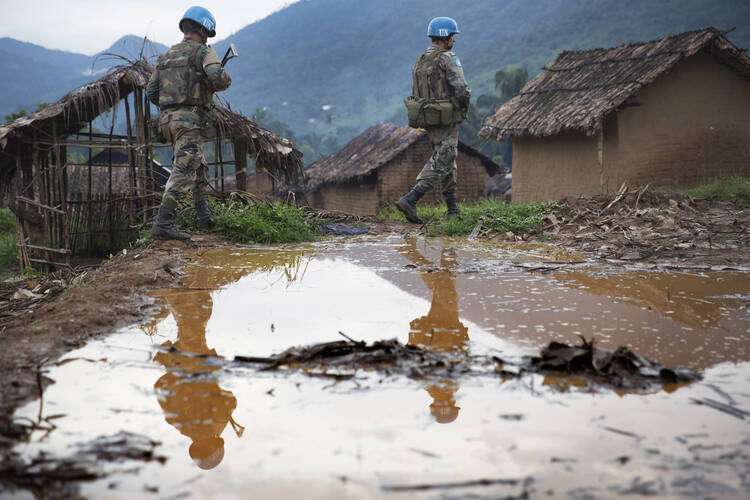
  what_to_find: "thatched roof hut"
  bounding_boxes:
[0,60,302,186]
[480,27,750,140]
[478,28,750,203]
[0,59,303,267]
[297,123,500,215]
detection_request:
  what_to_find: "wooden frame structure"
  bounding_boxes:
[0,60,303,270]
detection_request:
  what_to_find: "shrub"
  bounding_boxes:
[176,196,319,244]
[382,198,553,237]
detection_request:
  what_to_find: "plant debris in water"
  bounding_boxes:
[527,335,701,389]
[233,335,470,379]
[229,333,700,391]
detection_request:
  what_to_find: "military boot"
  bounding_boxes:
[152,205,191,240]
[445,196,461,219]
[195,198,212,229]
[396,186,427,224]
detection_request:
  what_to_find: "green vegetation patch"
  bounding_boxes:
[677,175,750,208]
[177,196,319,244]
[383,199,553,237]
[0,208,18,272]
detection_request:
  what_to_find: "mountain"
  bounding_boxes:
[211,0,750,141]
[2,0,748,150]
[0,36,167,118]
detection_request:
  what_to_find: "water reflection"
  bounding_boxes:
[151,287,240,469]
[398,237,468,424]
[555,271,750,329]
[142,248,313,468]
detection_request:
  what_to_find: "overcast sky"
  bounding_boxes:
[0,0,300,55]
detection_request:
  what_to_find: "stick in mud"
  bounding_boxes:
[382,476,532,492]
[690,397,750,420]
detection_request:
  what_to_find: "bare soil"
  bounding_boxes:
[1,191,747,466]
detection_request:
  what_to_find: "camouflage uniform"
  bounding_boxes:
[412,45,471,197]
[146,39,231,209]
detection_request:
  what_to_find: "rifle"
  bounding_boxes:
[221,43,238,67]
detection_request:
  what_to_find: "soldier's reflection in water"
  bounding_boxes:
[149,287,242,470]
[398,237,469,424]
[141,249,311,469]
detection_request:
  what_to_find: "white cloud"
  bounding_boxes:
[0,0,299,55]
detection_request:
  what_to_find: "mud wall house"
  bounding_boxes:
[0,60,302,269]
[244,170,276,197]
[479,28,750,204]
[298,123,500,216]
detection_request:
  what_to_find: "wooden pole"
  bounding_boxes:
[597,125,605,194]
[124,93,137,228]
[31,130,49,271]
[108,129,113,252]
[143,93,156,218]
[234,140,247,192]
[218,139,225,193]
[87,120,93,254]
[133,88,149,225]
[213,139,219,191]
[53,121,70,266]
[16,220,30,270]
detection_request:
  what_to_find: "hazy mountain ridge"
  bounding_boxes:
[0,35,167,117]
[211,0,749,140]
[2,0,748,146]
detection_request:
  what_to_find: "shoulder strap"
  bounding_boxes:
[429,48,448,98]
[412,54,424,96]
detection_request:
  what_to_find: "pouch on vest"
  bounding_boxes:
[404,96,456,128]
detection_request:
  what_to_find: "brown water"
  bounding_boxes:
[11,236,750,499]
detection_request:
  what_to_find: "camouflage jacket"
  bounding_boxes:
[412,45,471,107]
[146,39,231,111]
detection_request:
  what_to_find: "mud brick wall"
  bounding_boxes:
[245,171,275,195]
[605,52,750,190]
[512,52,750,204]
[512,133,599,204]
[318,181,379,215]
[378,136,490,209]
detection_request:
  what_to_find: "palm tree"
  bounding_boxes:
[493,67,530,102]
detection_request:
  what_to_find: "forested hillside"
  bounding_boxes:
[1,0,748,164]
[212,0,749,144]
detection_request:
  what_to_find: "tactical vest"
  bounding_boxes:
[412,47,451,100]
[404,47,462,128]
[156,41,211,108]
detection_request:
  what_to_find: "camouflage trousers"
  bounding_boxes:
[415,125,459,197]
[160,126,210,209]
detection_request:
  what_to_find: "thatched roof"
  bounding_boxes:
[0,59,303,182]
[302,123,499,191]
[479,27,750,140]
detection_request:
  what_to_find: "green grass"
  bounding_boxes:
[675,175,750,208]
[176,196,320,244]
[0,208,18,274]
[382,198,554,237]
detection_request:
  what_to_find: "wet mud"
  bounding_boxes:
[2,230,749,499]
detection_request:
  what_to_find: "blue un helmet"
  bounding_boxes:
[180,6,217,38]
[427,17,459,38]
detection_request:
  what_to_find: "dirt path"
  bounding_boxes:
[1,193,747,459]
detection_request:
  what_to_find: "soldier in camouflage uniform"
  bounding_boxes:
[146,6,232,240]
[397,17,471,224]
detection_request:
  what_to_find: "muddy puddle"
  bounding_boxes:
[8,236,750,498]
